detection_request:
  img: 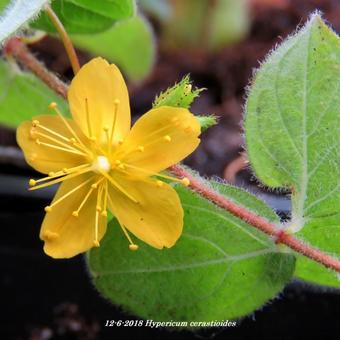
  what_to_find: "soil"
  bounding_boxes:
[1,0,340,339]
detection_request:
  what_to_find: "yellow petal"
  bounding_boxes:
[68,57,131,144]
[16,115,89,174]
[116,106,200,174]
[107,174,183,249]
[40,174,107,258]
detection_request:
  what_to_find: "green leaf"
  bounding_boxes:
[88,181,295,321]
[72,16,155,82]
[245,14,340,287]
[32,0,135,34]
[0,59,67,128]
[162,0,249,51]
[0,0,50,43]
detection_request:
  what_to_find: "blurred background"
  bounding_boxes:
[1,0,340,339]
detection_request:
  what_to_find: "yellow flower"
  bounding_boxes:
[16,58,201,259]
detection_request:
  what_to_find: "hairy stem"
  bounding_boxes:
[3,37,68,98]
[45,4,80,75]
[170,164,340,272]
[6,39,340,273]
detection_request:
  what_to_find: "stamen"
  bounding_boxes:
[118,163,188,186]
[101,172,138,203]
[120,223,139,251]
[101,181,108,217]
[156,180,163,187]
[137,146,144,152]
[182,177,190,187]
[44,177,93,212]
[29,163,91,187]
[72,178,103,217]
[108,99,120,154]
[29,167,92,191]
[49,102,88,152]
[32,129,82,154]
[163,135,171,142]
[93,182,104,247]
[36,139,87,156]
[33,119,70,143]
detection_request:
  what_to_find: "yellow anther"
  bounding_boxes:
[45,206,52,212]
[164,135,171,142]
[96,206,102,212]
[103,125,110,132]
[69,138,76,144]
[101,210,107,217]
[48,172,55,177]
[118,164,125,170]
[93,240,100,247]
[90,136,97,141]
[72,211,79,217]
[35,139,41,145]
[156,180,163,187]
[43,231,59,241]
[129,244,139,251]
[118,139,124,145]
[137,146,144,152]
[29,179,36,187]
[182,177,190,187]
[115,160,121,165]
[62,168,68,173]
[48,102,57,109]
[114,99,120,105]
[91,183,98,189]
[32,119,40,127]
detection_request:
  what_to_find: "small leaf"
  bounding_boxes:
[32,0,135,34]
[245,14,340,287]
[72,16,155,82]
[0,0,50,43]
[88,181,294,321]
[0,59,67,128]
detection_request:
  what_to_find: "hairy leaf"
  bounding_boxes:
[88,181,295,321]
[245,14,340,287]
[0,0,50,43]
[0,59,67,128]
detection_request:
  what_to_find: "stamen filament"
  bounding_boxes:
[101,172,138,203]
[72,178,104,217]
[49,102,88,151]
[118,163,189,185]
[45,177,93,211]
[29,167,92,191]
[33,130,83,154]
[108,99,120,155]
[36,139,87,156]
[31,163,91,186]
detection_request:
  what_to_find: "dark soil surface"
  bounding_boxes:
[1,0,340,339]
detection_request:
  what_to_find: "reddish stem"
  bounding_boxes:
[4,37,340,273]
[3,37,68,99]
[170,164,340,272]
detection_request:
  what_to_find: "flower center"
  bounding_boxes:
[93,155,111,173]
